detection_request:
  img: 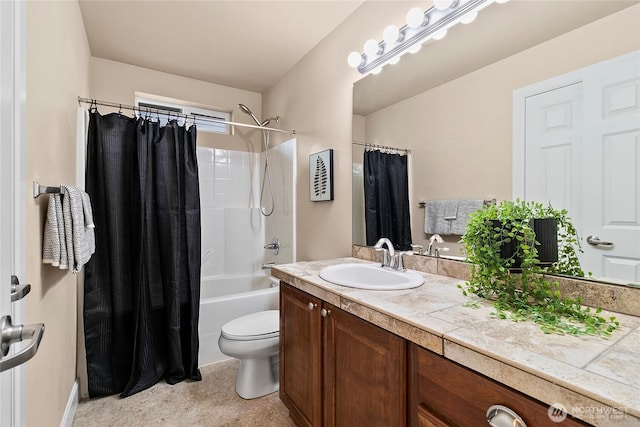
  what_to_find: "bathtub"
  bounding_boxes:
[198,273,280,366]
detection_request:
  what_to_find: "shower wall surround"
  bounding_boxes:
[197,147,264,277]
[197,139,296,278]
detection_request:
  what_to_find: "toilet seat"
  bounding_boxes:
[221,310,279,341]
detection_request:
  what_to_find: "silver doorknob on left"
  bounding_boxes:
[308,302,317,311]
[0,315,45,372]
[10,275,31,302]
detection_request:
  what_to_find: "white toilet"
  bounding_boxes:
[218,309,280,399]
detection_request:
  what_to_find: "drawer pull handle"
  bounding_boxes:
[307,302,317,311]
[486,405,527,427]
[321,308,331,318]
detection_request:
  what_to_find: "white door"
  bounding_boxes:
[1,1,27,425]
[521,52,640,283]
[524,83,583,229]
[581,54,640,283]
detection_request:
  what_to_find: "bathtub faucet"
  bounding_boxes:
[261,262,277,270]
[264,237,280,255]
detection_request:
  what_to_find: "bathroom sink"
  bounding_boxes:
[319,263,424,290]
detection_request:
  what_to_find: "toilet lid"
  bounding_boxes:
[221,310,279,340]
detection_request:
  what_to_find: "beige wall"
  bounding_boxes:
[263,1,424,261]
[90,58,263,152]
[363,5,640,250]
[25,1,91,426]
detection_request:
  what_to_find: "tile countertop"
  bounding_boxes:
[271,257,640,427]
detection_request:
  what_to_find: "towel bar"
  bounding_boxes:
[33,181,63,199]
[418,198,496,208]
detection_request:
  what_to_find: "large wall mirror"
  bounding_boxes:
[352,0,640,285]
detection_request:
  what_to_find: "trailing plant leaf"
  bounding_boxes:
[460,199,618,336]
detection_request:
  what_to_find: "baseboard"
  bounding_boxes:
[60,379,79,427]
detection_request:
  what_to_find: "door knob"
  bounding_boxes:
[10,275,31,302]
[321,308,331,318]
[307,302,317,311]
[586,235,614,247]
[0,315,45,372]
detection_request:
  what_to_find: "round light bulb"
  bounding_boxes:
[370,67,383,75]
[364,39,381,57]
[406,7,426,28]
[432,28,448,40]
[407,43,422,54]
[459,11,477,24]
[347,51,363,68]
[382,25,400,44]
[434,0,456,11]
[388,56,400,65]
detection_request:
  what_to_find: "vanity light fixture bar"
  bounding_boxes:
[348,0,509,75]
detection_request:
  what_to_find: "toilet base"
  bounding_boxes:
[235,354,279,399]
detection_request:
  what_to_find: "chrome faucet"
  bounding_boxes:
[427,234,444,256]
[373,238,412,271]
[373,238,394,268]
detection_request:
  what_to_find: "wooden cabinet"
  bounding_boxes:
[280,281,591,427]
[280,282,406,427]
[408,343,589,427]
[279,282,322,427]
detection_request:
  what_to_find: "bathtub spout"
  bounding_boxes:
[261,262,277,270]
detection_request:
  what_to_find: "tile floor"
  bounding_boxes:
[72,359,295,427]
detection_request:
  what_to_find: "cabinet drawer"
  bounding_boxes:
[409,344,589,427]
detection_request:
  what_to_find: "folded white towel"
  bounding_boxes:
[449,199,484,235]
[443,199,458,220]
[42,186,95,273]
[424,200,452,234]
[43,194,65,268]
[61,185,96,273]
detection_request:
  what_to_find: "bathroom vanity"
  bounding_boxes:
[272,258,640,427]
[280,283,405,426]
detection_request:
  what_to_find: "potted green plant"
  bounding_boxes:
[460,199,618,336]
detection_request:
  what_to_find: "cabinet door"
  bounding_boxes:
[280,283,322,427]
[323,303,406,427]
[410,344,589,427]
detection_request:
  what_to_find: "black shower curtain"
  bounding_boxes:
[84,111,202,398]
[364,150,412,251]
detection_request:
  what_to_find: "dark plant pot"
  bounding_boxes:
[491,218,558,268]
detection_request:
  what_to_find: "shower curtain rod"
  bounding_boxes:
[352,141,411,154]
[77,97,296,136]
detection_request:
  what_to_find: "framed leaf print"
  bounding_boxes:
[309,149,334,202]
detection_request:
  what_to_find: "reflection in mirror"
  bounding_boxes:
[355,143,412,251]
[352,1,640,285]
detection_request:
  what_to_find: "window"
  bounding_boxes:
[135,97,231,135]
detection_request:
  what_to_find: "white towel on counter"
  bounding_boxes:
[42,185,95,273]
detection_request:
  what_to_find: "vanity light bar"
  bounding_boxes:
[348,0,507,75]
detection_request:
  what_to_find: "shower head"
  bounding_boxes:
[260,116,280,127]
[238,103,262,126]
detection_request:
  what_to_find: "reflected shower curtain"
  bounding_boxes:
[84,111,202,398]
[364,149,412,250]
